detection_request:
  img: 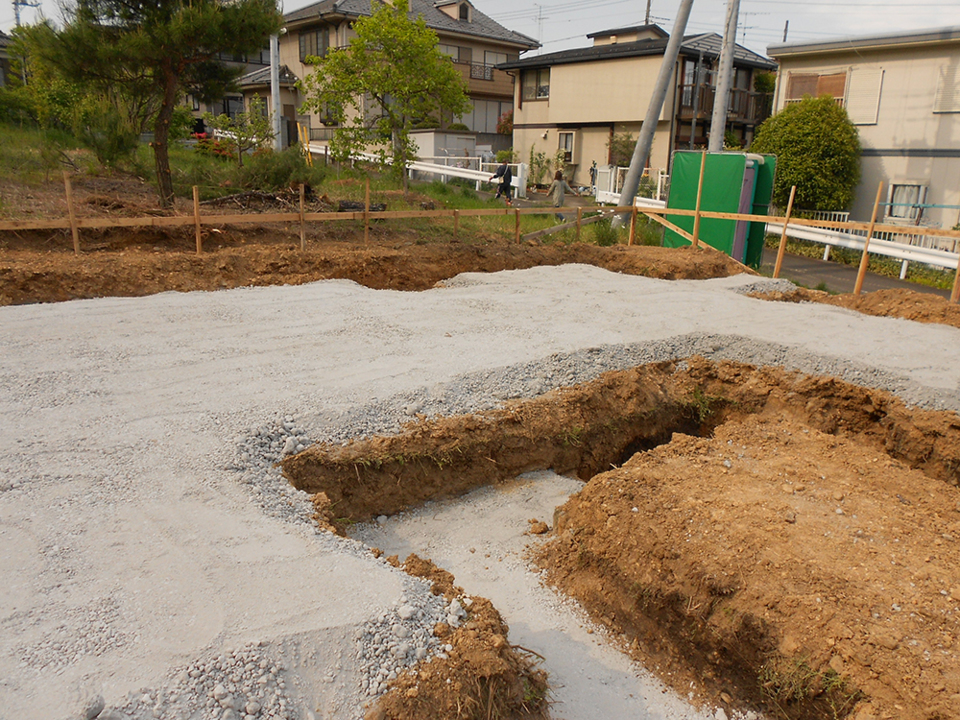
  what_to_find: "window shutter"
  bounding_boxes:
[816,72,847,100]
[847,67,883,125]
[934,65,960,113]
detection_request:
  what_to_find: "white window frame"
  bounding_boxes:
[886,183,927,222]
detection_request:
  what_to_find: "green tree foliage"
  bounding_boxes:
[203,97,274,167]
[20,0,281,206]
[298,0,471,185]
[750,95,861,211]
[607,132,635,167]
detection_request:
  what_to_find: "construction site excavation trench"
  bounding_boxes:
[3,233,960,720]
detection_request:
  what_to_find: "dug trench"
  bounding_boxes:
[283,358,960,720]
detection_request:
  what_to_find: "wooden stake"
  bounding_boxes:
[576,206,582,242]
[952,255,960,303]
[773,185,797,278]
[364,177,370,245]
[453,209,459,241]
[515,208,521,243]
[63,171,80,255]
[299,183,306,252]
[628,205,637,246]
[854,181,885,296]
[193,185,202,254]
[692,150,707,248]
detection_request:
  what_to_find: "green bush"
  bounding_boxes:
[750,95,861,211]
[238,147,326,191]
[592,217,620,247]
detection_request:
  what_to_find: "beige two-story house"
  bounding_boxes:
[767,26,960,230]
[247,0,537,150]
[498,24,775,188]
[0,30,13,87]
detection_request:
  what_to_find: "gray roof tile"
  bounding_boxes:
[238,64,300,87]
[284,0,537,49]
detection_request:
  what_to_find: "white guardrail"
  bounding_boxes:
[309,148,528,198]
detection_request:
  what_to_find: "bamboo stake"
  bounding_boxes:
[364,177,370,245]
[628,205,637,246]
[515,208,521,244]
[691,150,707,248]
[193,186,202,254]
[773,185,797,278]
[299,183,306,251]
[952,252,960,303]
[853,182,885,296]
[453,209,459,241]
[576,206,582,242]
[63,171,80,255]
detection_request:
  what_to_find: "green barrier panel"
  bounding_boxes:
[663,151,775,269]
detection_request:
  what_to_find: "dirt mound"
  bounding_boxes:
[753,287,960,329]
[286,359,960,719]
[0,232,744,306]
[367,554,549,720]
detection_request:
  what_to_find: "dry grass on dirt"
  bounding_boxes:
[287,359,960,720]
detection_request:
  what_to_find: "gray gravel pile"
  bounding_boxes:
[97,643,298,720]
[354,584,467,698]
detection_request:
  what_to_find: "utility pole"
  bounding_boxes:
[645,0,652,25]
[270,33,283,151]
[689,51,704,150]
[13,0,39,27]
[783,20,789,42]
[613,0,694,225]
[707,0,740,153]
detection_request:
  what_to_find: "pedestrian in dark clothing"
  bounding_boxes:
[489,160,513,206]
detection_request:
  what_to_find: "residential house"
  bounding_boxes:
[187,48,272,133]
[243,0,537,151]
[498,24,775,189]
[767,26,960,230]
[0,30,12,87]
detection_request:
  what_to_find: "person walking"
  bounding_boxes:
[489,160,513,206]
[547,170,578,221]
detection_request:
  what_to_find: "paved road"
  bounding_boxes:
[760,248,952,298]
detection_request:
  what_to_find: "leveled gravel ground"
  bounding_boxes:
[2,265,960,720]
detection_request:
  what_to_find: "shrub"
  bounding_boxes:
[447,122,469,131]
[496,148,516,164]
[238,147,325,190]
[750,95,861,211]
[607,132,635,167]
[496,109,513,135]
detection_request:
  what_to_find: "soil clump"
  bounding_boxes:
[366,554,549,720]
[752,287,960,329]
[286,358,960,720]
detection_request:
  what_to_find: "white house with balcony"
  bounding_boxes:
[767,26,960,230]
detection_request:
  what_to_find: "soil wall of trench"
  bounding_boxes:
[283,358,960,720]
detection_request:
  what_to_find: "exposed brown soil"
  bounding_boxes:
[752,287,960,330]
[366,554,548,720]
[286,359,960,720]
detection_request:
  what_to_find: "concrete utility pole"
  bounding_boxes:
[645,0,652,25]
[708,0,740,152]
[270,33,283,151]
[613,0,694,224]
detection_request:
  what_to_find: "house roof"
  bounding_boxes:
[498,31,776,71]
[586,23,668,40]
[0,29,12,50]
[238,64,300,88]
[768,25,960,58]
[284,0,539,50]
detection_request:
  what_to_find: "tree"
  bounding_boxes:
[203,97,274,167]
[750,95,861,211]
[607,132,635,167]
[298,0,471,186]
[22,0,281,207]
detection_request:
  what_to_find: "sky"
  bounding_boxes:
[2,0,959,57]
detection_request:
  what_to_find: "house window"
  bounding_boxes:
[522,68,550,100]
[484,51,507,68]
[934,65,960,113]
[459,3,470,21]
[559,132,574,163]
[846,67,884,125]
[786,71,847,104]
[187,94,200,111]
[887,184,926,221]
[299,28,329,62]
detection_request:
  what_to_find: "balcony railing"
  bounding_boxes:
[678,84,772,125]
[309,127,337,142]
